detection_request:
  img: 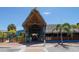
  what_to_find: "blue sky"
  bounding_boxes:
[0,7,79,30]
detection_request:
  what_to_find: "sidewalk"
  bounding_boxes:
[25,47,45,52]
[0,42,79,52]
[45,43,79,47]
[24,43,79,52]
[62,43,79,46]
[0,42,26,52]
[25,43,45,52]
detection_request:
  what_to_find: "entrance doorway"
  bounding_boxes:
[31,33,38,42]
[29,24,42,42]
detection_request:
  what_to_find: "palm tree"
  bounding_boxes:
[7,24,16,31]
[7,24,16,42]
[62,23,71,40]
[77,23,79,29]
[56,23,71,45]
[56,24,61,38]
[55,24,63,44]
[0,31,3,42]
[55,24,61,44]
[70,25,74,40]
[60,24,63,44]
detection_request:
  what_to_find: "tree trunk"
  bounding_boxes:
[57,33,58,41]
[2,33,4,42]
[71,32,73,40]
[57,33,60,44]
[60,30,63,44]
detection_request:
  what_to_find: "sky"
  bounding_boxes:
[0,7,79,30]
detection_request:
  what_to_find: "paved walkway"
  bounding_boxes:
[24,43,79,52]
[0,42,26,52]
[25,44,45,52]
[0,43,22,48]
[25,47,45,52]
[0,42,79,52]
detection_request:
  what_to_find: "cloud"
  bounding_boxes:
[43,11,51,15]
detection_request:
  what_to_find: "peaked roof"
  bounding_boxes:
[22,8,47,27]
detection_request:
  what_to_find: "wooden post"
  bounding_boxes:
[43,27,46,47]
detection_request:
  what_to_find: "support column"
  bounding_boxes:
[43,26,46,46]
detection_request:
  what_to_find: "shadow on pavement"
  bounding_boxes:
[54,43,69,49]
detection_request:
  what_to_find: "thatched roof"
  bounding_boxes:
[22,8,47,28]
[46,24,79,33]
[46,24,56,33]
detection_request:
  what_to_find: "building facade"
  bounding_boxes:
[22,8,79,43]
[22,8,46,42]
